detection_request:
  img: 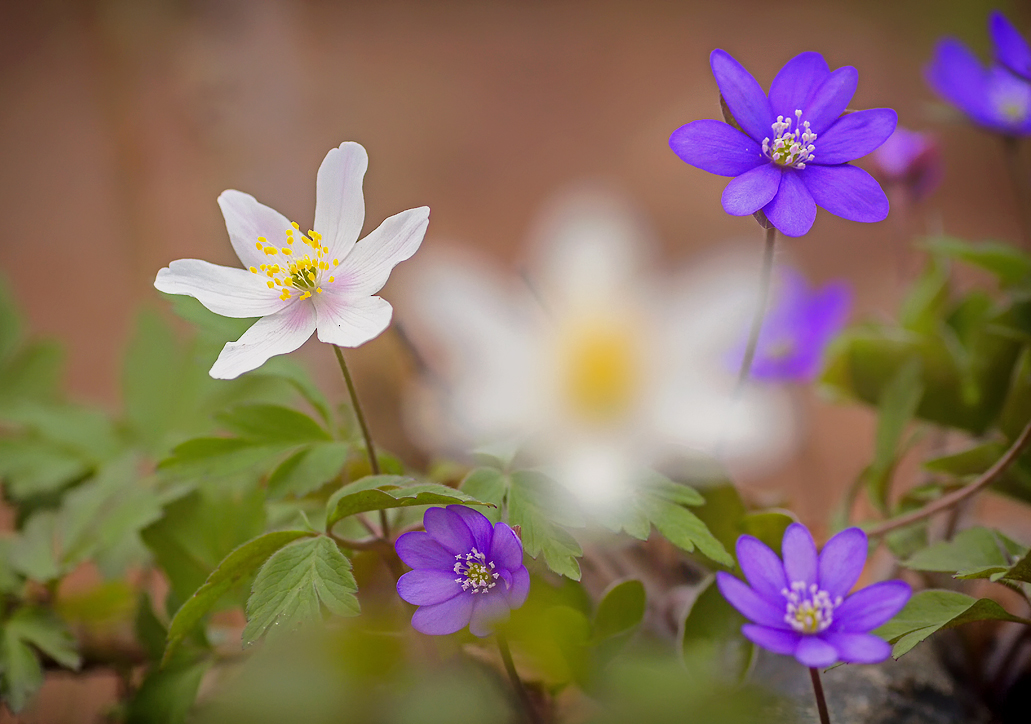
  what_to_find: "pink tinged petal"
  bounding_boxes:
[742,624,801,656]
[313,293,393,348]
[813,109,898,165]
[154,259,289,318]
[762,171,817,237]
[217,190,295,270]
[721,163,782,216]
[801,164,889,224]
[313,142,368,262]
[489,523,524,570]
[468,592,511,637]
[333,207,430,297]
[669,120,765,177]
[781,523,818,587]
[395,531,455,571]
[447,505,493,554]
[769,52,831,115]
[832,581,912,633]
[821,632,891,664]
[737,535,788,601]
[803,66,858,134]
[208,302,316,380]
[410,593,475,636]
[506,566,530,609]
[710,49,774,143]
[715,572,790,629]
[794,636,839,667]
[397,569,463,605]
[817,527,867,599]
[423,506,475,555]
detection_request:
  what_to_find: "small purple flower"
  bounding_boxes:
[746,268,851,383]
[871,127,943,201]
[396,505,530,637]
[990,11,1031,82]
[670,50,896,237]
[717,523,911,668]
[927,14,1031,136]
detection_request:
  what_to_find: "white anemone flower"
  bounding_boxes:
[155,142,429,379]
[402,188,795,512]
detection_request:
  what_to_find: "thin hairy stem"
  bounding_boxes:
[735,225,777,391]
[332,345,381,476]
[809,667,832,724]
[497,633,542,724]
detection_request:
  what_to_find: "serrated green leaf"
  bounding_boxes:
[126,658,210,724]
[164,530,315,665]
[251,357,333,427]
[5,608,80,670]
[0,624,43,713]
[927,236,1031,287]
[875,589,1031,658]
[267,441,350,499]
[507,471,583,580]
[0,608,80,712]
[0,438,89,500]
[10,511,62,582]
[242,537,359,645]
[592,579,645,642]
[639,495,733,567]
[459,467,507,523]
[903,527,1025,579]
[216,404,330,444]
[3,403,122,464]
[1003,548,1031,584]
[325,479,482,531]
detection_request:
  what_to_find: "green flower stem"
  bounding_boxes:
[809,667,832,724]
[1002,136,1031,248]
[735,225,777,391]
[497,633,542,724]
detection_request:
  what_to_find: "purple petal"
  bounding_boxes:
[832,581,912,633]
[395,531,456,571]
[769,52,831,116]
[410,594,475,635]
[926,39,991,122]
[804,66,858,134]
[736,535,788,601]
[715,572,789,629]
[801,164,889,223]
[721,163,782,216]
[742,624,801,656]
[397,569,462,605]
[822,632,892,664]
[669,120,765,177]
[781,523,818,587]
[424,507,474,555]
[489,523,524,570]
[817,528,867,599]
[447,505,492,554]
[762,171,817,237]
[710,49,773,142]
[991,11,1031,81]
[468,593,512,637]
[506,566,530,609]
[813,109,898,165]
[794,636,839,667]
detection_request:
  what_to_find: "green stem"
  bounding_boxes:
[735,225,777,391]
[809,667,832,724]
[497,633,541,724]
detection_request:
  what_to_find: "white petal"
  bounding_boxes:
[218,190,295,269]
[314,292,392,348]
[209,302,317,379]
[154,259,290,318]
[313,142,368,262]
[333,206,429,297]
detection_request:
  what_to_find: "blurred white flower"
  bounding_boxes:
[155,142,429,379]
[402,187,795,511]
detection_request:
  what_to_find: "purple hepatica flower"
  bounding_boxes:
[717,523,911,668]
[396,505,530,637]
[872,127,943,201]
[670,50,896,237]
[748,268,851,383]
[991,11,1031,82]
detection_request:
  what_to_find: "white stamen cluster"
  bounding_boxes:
[454,548,500,594]
[782,580,842,634]
[762,110,817,169]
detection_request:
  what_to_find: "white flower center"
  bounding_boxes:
[782,580,842,634]
[248,222,338,302]
[454,548,499,594]
[763,110,817,170]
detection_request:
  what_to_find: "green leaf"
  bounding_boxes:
[0,274,22,363]
[325,478,483,531]
[10,511,62,582]
[0,608,80,712]
[592,579,646,642]
[507,471,584,580]
[242,537,359,645]
[903,527,1026,579]
[927,236,1031,288]
[164,530,315,666]
[866,357,924,512]
[0,341,63,410]
[680,576,752,678]
[5,608,80,670]
[267,442,350,499]
[0,624,43,713]
[459,467,508,524]
[216,404,331,444]
[136,592,169,662]
[251,357,333,427]
[0,438,89,500]
[875,589,1031,658]
[900,257,950,334]
[126,659,210,724]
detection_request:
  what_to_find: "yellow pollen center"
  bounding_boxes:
[249,223,334,301]
[560,323,640,423]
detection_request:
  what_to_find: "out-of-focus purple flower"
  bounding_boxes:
[871,127,943,201]
[927,14,1031,136]
[991,11,1031,81]
[670,50,896,237]
[396,505,530,637]
[717,523,911,668]
[745,268,851,383]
